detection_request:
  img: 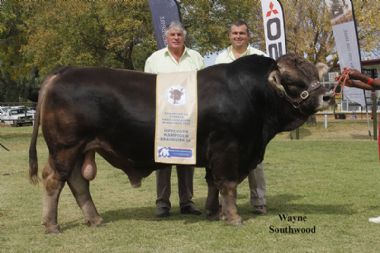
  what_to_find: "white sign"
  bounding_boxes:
[155,71,198,164]
[260,0,287,59]
[325,0,366,106]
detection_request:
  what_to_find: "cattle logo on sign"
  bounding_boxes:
[158,147,170,157]
[167,85,186,105]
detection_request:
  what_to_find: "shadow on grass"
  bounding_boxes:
[58,208,206,232]
[298,128,312,138]
[350,134,371,140]
[294,127,369,140]
[101,204,205,224]
[239,193,355,221]
[59,193,357,232]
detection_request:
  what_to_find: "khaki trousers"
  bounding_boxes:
[248,162,266,206]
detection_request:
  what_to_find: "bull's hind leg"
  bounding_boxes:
[67,162,103,227]
[41,161,65,233]
[219,181,242,225]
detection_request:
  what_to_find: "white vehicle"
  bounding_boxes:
[0,106,10,122]
[27,108,36,119]
[1,107,34,126]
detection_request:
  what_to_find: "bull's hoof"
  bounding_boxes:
[128,176,142,188]
[44,224,61,234]
[130,181,142,188]
[226,216,243,226]
[87,217,104,227]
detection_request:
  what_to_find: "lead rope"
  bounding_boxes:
[333,68,350,95]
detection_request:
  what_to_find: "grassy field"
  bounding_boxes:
[1,120,380,252]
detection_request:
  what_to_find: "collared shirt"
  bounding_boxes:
[144,47,204,74]
[214,45,268,64]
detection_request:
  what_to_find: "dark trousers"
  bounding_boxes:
[156,165,194,209]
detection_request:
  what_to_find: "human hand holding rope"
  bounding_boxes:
[335,67,377,93]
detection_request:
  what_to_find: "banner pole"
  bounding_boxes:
[349,0,372,138]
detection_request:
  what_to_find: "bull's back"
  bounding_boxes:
[41,67,158,160]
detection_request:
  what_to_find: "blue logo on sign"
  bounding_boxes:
[158,147,192,158]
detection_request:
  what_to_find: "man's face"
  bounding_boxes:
[229,24,249,49]
[166,28,185,50]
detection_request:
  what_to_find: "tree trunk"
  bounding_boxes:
[124,41,135,70]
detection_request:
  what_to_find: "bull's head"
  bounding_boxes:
[268,54,334,115]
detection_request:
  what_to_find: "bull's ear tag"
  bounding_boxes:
[268,70,285,93]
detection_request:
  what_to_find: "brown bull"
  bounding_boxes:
[29,54,334,233]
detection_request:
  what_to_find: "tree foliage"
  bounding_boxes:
[178,0,264,55]
[0,0,379,102]
[0,0,38,101]
[21,0,155,76]
[352,0,380,56]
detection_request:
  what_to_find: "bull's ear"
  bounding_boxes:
[268,70,286,93]
[316,62,329,81]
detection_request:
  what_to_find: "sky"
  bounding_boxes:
[204,51,220,67]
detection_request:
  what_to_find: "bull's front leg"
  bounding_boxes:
[219,181,242,225]
[207,135,241,225]
[205,167,220,220]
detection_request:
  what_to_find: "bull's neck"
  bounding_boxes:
[275,103,309,132]
[260,92,309,139]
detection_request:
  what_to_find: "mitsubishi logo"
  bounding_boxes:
[266,2,279,17]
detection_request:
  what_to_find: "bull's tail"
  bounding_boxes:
[29,104,40,184]
[28,74,54,185]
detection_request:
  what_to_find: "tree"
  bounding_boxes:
[178,0,264,55]
[21,0,156,75]
[352,0,380,57]
[261,0,380,66]
[280,1,335,64]
[0,0,35,102]
[1,0,380,102]
[95,0,156,70]
[21,1,108,76]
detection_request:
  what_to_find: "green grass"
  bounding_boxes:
[1,121,380,252]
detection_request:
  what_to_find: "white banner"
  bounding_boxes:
[260,0,287,59]
[325,0,366,106]
[155,71,197,164]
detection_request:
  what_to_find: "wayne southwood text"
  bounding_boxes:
[269,214,316,234]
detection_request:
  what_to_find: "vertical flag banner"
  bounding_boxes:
[260,0,287,59]
[325,0,366,106]
[148,0,181,49]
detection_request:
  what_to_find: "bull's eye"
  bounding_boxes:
[287,83,304,96]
